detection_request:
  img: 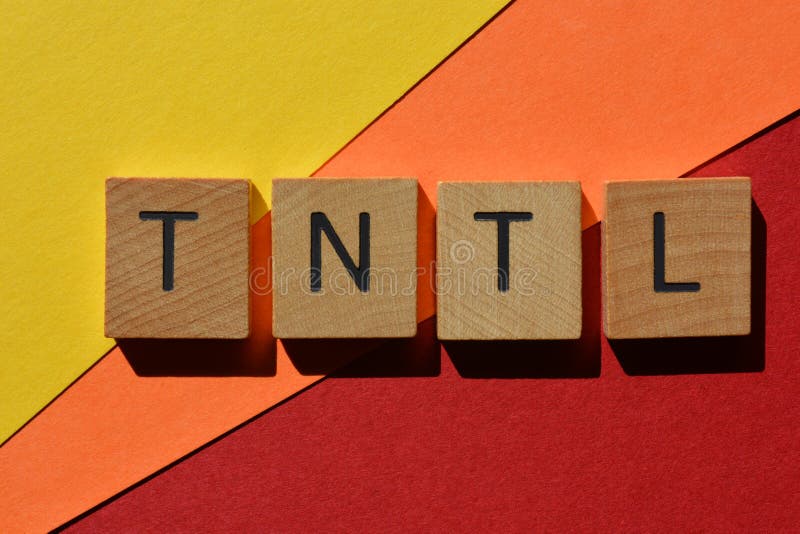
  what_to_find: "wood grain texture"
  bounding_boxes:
[272,178,417,338]
[436,182,582,340]
[105,178,250,339]
[603,178,751,339]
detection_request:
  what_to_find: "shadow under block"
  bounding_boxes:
[271,178,418,338]
[105,178,250,339]
[436,182,582,340]
[603,178,751,339]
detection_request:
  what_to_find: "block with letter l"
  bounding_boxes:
[105,178,251,339]
[271,178,418,338]
[603,178,751,338]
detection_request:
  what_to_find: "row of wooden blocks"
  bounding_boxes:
[105,177,752,340]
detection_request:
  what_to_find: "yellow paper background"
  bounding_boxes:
[0,0,507,442]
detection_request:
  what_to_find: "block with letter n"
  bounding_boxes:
[271,178,418,338]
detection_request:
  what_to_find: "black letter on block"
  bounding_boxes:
[473,211,533,292]
[310,212,370,293]
[139,211,199,291]
[653,211,700,293]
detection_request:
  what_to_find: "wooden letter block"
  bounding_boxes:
[272,178,417,338]
[105,178,250,339]
[437,182,582,340]
[603,178,751,339]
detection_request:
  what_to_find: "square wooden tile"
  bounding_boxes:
[437,181,582,340]
[603,178,751,339]
[105,178,250,339]
[272,178,417,338]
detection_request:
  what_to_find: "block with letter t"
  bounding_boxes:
[104,178,250,339]
[436,181,583,340]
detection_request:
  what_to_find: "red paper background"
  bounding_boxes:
[65,113,800,531]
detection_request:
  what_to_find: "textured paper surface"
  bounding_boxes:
[318,1,800,226]
[0,217,328,532]
[4,2,800,531]
[66,112,800,532]
[0,0,508,442]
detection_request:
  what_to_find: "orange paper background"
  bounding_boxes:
[319,1,800,225]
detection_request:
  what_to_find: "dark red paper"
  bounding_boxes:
[65,114,800,532]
